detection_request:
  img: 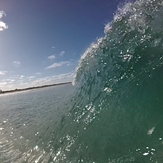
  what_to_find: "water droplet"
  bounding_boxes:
[34,145,39,151]
[35,132,39,136]
[151,148,155,151]
[147,127,155,135]
[143,152,149,156]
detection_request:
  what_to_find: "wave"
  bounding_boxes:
[73,0,163,86]
[58,0,163,162]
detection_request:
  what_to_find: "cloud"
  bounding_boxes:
[27,76,35,80]
[0,72,74,91]
[20,75,25,80]
[0,71,7,75]
[46,61,71,69]
[0,11,8,31]
[0,82,7,85]
[36,72,41,75]
[0,22,8,31]
[55,72,74,80]
[31,72,74,86]
[28,76,35,79]
[13,61,21,68]
[60,51,65,56]
[1,78,14,82]
[48,55,55,60]
[8,79,15,84]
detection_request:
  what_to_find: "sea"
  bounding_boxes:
[1,0,163,162]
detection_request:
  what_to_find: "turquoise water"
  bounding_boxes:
[1,0,163,162]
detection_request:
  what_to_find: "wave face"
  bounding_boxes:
[52,0,163,162]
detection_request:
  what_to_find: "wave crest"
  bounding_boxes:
[73,0,163,87]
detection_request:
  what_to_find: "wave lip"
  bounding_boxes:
[73,0,163,87]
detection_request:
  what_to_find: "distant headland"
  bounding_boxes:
[0,82,72,94]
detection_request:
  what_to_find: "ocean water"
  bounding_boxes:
[1,0,163,162]
[0,85,74,163]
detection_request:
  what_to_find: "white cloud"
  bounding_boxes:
[48,55,55,60]
[13,61,21,68]
[8,79,15,84]
[0,21,8,31]
[28,76,35,79]
[0,82,7,85]
[0,72,74,91]
[20,75,25,80]
[27,76,35,80]
[0,11,8,31]
[46,61,71,69]
[0,12,4,18]
[0,71,7,75]
[55,72,74,80]
[36,72,41,75]
[31,72,74,86]
[1,78,14,82]
[60,51,65,56]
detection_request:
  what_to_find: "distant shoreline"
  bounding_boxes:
[0,82,72,94]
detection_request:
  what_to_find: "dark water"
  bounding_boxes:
[1,0,163,162]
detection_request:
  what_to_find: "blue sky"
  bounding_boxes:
[0,0,123,90]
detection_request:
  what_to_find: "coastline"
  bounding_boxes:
[0,82,72,94]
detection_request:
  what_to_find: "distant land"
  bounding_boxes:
[0,82,72,94]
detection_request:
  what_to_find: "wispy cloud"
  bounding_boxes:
[60,51,65,56]
[48,55,55,60]
[0,11,5,18]
[13,61,21,68]
[0,71,74,91]
[46,61,71,69]
[0,11,8,31]
[36,72,41,75]
[0,82,7,86]
[0,71,7,75]
[8,79,15,84]
[31,72,74,86]
[28,76,35,79]
[27,76,35,80]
